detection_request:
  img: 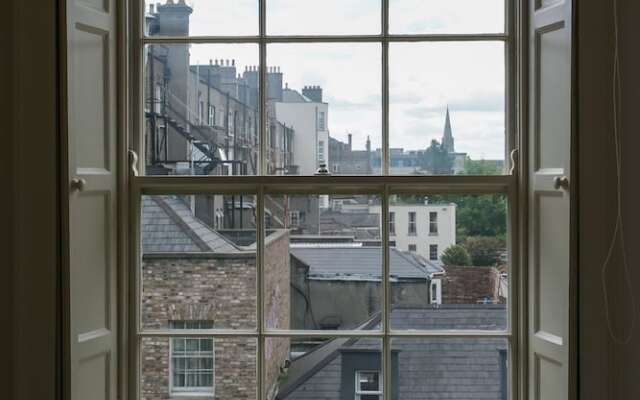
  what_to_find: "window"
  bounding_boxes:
[430,279,442,305]
[318,111,326,131]
[289,210,300,227]
[208,105,216,127]
[429,244,438,261]
[408,211,417,235]
[429,211,438,235]
[169,320,215,396]
[355,371,382,400]
[133,2,516,400]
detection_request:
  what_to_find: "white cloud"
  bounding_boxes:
[155,0,507,159]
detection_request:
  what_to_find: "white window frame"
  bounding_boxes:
[429,211,438,235]
[289,210,300,227]
[128,1,522,400]
[169,321,215,397]
[408,211,417,235]
[354,370,382,400]
[429,244,438,261]
[430,279,442,305]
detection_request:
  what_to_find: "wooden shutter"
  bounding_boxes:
[528,0,574,399]
[65,0,119,399]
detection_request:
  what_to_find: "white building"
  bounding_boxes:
[274,85,329,176]
[369,201,456,263]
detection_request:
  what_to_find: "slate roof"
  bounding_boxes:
[290,246,443,280]
[141,195,240,254]
[278,305,507,400]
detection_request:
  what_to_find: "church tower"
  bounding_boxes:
[441,106,455,153]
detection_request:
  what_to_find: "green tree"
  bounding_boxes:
[459,157,502,175]
[427,194,507,243]
[463,236,506,266]
[419,139,453,175]
[441,244,472,266]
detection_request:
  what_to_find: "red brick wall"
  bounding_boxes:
[441,266,502,304]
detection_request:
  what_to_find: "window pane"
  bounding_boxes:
[266,337,382,399]
[267,0,381,35]
[144,0,258,37]
[389,0,505,34]
[387,194,508,330]
[141,194,257,330]
[267,43,382,176]
[142,337,257,398]
[393,338,509,399]
[143,44,261,176]
[265,194,382,330]
[389,42,506,175]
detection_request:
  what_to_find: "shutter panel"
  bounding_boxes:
[66,0,119,400]
[528,0,573,399]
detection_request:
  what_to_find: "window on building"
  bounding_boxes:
[318,140,325,163]
[208,105,216,127]
[154,84,162,114]
[408,211,417,235]
[430,279,442,305]
[408,244,417,253]
[429,211,438,235]
[198,100,204,125]
[389,212,395,235]
[429,244,438,261]
[355,371,382,400]
[318,111,326,131]
[289,210,300,227]
[169,320,215,396]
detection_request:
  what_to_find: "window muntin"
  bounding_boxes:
[169,321,215,395]
[429,211,438,235]
[407,212,417,235]
[355,370,382,400]
[135,1,515,400]
[429,244,438,260]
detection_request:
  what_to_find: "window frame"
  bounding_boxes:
[354,370,383,400]
[127,1,523,400]
[168,321,216,397]
[429,211,438,235]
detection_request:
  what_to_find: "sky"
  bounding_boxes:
[147,0,506,160]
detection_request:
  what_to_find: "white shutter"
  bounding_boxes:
[528,0,574,399]
[66,0,119,399]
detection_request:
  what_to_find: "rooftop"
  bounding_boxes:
[290,246,443,280]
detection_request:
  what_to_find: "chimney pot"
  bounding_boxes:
[232,59,235,66]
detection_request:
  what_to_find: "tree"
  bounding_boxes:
[427,194,507,243]
[419,139,453,175]
[441,244,472,266]
[463,236,506,266]
[459,157,501,175]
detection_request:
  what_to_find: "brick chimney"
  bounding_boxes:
[441,266,502,304]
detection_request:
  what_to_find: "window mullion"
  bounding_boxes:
[382,184,391,400]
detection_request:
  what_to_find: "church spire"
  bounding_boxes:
[441,105,455,153]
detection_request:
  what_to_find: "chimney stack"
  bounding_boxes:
[302,85,323,103]
[348,134,353,150]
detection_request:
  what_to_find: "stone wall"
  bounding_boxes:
[141,230,290,400]
[441,266,502,304]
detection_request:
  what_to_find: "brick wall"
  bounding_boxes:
[141,230,290,400]
[441,266,502,304]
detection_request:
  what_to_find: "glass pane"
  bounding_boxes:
[264,194,383,330]
[267,43,382,175]
[266,337,382,399]
[142,337,257,399]
[267,0,381,35]
[387,194,508,330]
[143,44,260,176]
[144,0,258,37]
[141,194,257,330]
[392,338,509,399]
[389,42,506,175]
[389,0,505,34]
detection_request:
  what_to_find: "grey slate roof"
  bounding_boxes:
[142,195,239,254]
[279,306,507,400]
[290,246,443,280]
